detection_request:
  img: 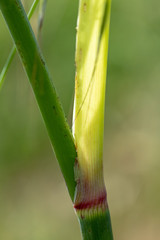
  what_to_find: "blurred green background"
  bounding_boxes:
[0,0,160,239]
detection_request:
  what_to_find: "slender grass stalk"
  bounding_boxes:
[73,0,113,238]
[0,0,77,201]
[0,0,40,90]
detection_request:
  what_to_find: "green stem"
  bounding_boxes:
[79,210,113,240]
[0,0,40,89]
[0,0,77,201]
[73,0,113,238]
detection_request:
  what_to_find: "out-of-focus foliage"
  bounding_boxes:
[0,0,160,239]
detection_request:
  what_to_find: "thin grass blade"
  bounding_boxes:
[0,0,40,90]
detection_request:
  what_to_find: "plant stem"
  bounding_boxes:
[0,0,77,201]
[79,209,113,240]
[73,0,113,238]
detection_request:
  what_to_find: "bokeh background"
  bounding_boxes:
[0,0,160,239]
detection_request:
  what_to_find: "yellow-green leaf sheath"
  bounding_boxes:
[73,0,111,215]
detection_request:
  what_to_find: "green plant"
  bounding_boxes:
[0,0,113,239]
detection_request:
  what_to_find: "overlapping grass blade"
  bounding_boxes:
[0,0,40,90]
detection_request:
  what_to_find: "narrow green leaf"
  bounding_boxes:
[37,0,47,40]
[0,0,40,90]
[0,0,77,201]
